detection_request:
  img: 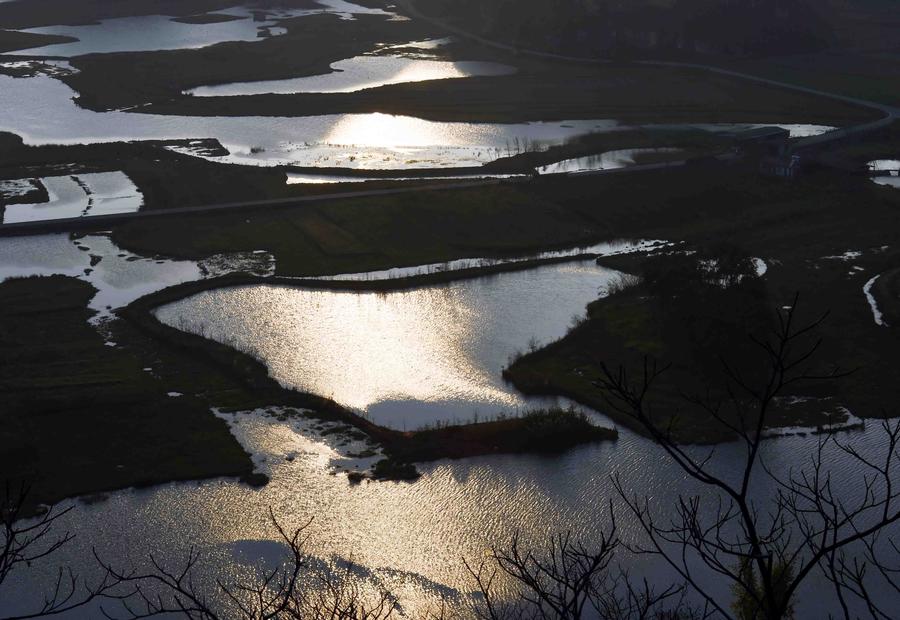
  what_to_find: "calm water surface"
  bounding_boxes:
[0,73,614,169]
[1,171,143,223]
[5,1,396,56]
[156,261,620,428]
[2,258,897,618]
[870,159,900,188]
[0,4,890,613]
[187,56,516,96]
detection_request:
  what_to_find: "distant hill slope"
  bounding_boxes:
[818,0,900,51]
[416,0,897,58]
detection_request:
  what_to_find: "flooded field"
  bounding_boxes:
[870,159,900,188]
[0,233,274,323]
[0,171,143,223]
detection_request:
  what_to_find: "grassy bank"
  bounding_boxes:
[390,408,617,463]
[110,182,597,276]
[108,158,900,278]
[506,236,900,443]
[4,146,900,504]
[0,276,257,513]
[503,282,850,444]
[0,29,75,53]
[717,52,900,109]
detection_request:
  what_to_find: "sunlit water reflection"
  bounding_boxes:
[187,56,516,96]
[0,73,615,169]
[5,1,396,56]
[3,258,897,617]
[1,171,143,223]
[156,261,620,428]
[0,368,900,618]
[0,68,838,171]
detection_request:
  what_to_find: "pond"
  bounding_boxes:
[155,260,620,429]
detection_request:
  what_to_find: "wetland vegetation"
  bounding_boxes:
[0,275,257,512]
[1,0,900,616]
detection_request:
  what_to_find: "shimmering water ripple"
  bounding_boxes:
[156,261,620,428]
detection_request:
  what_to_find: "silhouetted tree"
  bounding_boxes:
[0,483,124,619]
[596,298,900,618]
[97,510,396,620]
[464,521,702,619]
[5,300,899,619]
